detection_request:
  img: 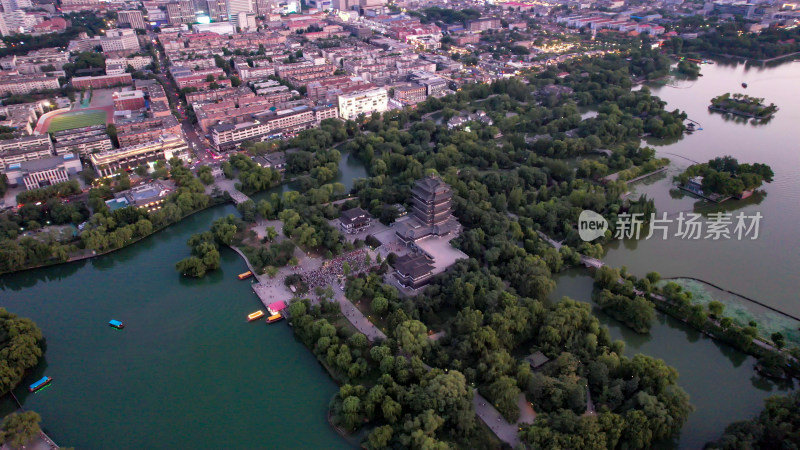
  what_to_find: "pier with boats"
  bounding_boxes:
[229,245,295,314]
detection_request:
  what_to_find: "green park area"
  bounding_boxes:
[46,110,107,132]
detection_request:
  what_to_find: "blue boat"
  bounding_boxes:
[108,320,124,329]
[29,376,52,392]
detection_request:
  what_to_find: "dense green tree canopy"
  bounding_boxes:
[0,309,44,395]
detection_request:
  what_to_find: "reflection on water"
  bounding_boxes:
[551,269,793,449]
[0,204,348,449]
[604,60,800,317]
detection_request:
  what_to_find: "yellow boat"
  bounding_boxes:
[247,310,264,322]
[267,313,283,323]
[238,271,253,280]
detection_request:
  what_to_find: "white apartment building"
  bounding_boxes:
[337,87,388,120]
[227,0,253,24]
[0,74,59,95]
[237,12,257,31]
[2,10,37,34]
[101,29,140,53]
[106,56,153,72]
[1,0,31,11]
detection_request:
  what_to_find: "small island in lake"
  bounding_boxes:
[708,93,778,119]
[677,60,701,78]
[677,156,774,201]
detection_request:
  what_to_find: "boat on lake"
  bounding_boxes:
[238,271,253,280]
[109,320,124,329]
[247,310,264,322]
[267,313,283,323]
[29,376,52,392]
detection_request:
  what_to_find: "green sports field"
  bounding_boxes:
[46,110,108,132]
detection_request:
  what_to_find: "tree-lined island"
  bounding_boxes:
[678,156,774,200]
[709,93,778,120]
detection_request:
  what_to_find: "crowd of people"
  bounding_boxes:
[301,249,370,289]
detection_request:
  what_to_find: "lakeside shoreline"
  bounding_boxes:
[0,198,230,278]
[708,104,776,120]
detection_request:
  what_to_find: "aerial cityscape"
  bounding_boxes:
[0,0,798,447]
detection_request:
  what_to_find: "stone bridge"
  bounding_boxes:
[214,180,251,205]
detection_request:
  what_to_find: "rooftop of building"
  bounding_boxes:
[393,253,434,279]
[6,153,78,172]
[340,207,372,226]
[113,90,145,100]
[411,175,452,200]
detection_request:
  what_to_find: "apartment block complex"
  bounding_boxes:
[0,74,60,95]
[337,87,388,120]
[211,104,337,150]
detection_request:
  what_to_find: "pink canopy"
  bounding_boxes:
[268,301,287,312]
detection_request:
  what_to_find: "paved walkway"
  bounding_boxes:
[584,387,596,416]
[517,393,537,425]
[473,392,523,447]
[332,283,386,341]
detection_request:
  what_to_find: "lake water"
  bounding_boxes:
[0,204,350,450]
[550,269,792,449]
[604,60,800,317]
[0,146,374,449]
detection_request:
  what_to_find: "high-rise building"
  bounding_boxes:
[227,0,253,24]
[207,0,228,21]
[192,0,208,15]
[237,12,257,31]
[1,0,31,12]
[118,10,146,30]
[253,0,270,15]
[167,0,196,24]
[332,0,352,11]
[180,0,195,21]
[1,10,35,34]
[166,2,181,25]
